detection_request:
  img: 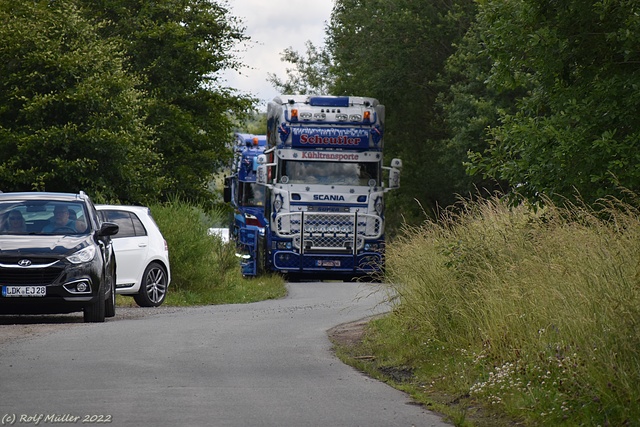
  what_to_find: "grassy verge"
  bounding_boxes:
[333,195,640,426]
[116,198,286,307]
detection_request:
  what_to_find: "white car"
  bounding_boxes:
[96,205,170,307]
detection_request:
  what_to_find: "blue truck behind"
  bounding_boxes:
[223,133,268,276]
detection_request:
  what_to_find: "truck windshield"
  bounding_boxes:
[238,182,265,207]
[279,161,380,186]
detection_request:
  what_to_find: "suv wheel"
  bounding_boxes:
[105,267,116,318]
[84,282,106,322]
[133,262,167,307]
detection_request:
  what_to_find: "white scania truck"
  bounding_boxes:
[256,95,401,280]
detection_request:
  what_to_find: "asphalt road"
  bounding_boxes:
[0,282,449,427]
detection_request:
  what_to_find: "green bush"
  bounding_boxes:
[147,199,285,305]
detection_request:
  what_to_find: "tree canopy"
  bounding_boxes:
[80,0,255,201]
[466,0,640,205]
[0,0,254,204]
[0,0,162,202]
[271,0,640,222]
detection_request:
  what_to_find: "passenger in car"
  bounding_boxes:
[2,209,27,233]
[42,205,87,233]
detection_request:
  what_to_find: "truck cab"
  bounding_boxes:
[257,95,401,280]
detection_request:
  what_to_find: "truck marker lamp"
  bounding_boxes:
[363,111,371,122]
[375,197,383,215]
[276,241,293,250]
[245,214,261,227]
[291,109,299,121]
[365,243,380,251]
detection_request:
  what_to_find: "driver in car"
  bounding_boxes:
[42,204,87,233]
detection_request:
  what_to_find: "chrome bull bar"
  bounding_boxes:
[274,212,382,254]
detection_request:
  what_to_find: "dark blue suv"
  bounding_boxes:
[0,192,119,322]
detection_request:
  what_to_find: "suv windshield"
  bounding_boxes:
[0,201,89,235]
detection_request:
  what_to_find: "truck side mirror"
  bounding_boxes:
[223,176,231,203]
[257,165,269,185]
[383,158,401,191]
[388,168,400,190]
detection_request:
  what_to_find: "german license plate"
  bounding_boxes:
[1,286,46,297]
[317,260,341,267]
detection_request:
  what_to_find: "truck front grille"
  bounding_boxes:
[275,212,382,253]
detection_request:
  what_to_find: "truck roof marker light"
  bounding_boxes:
[363,111,371,122]
[309,96,350,107]
[291,109,299,122]
[252,137,259,146]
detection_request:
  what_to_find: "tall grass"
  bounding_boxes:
[380,195,640,425]
[147,199,285,305]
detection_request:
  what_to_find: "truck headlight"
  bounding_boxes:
[374,197,383,215]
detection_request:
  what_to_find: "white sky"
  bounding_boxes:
[219,1,334,109]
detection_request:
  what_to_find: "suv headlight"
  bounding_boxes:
[67,246,96,264]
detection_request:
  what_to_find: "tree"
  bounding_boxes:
[80,0,256,202]
[0,0,163,202]
[326,0,481,225]
[467,0,640,205]
[440,5,517,200]
[267,41,333,95]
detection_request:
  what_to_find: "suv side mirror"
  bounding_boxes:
[98,221,119,237]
